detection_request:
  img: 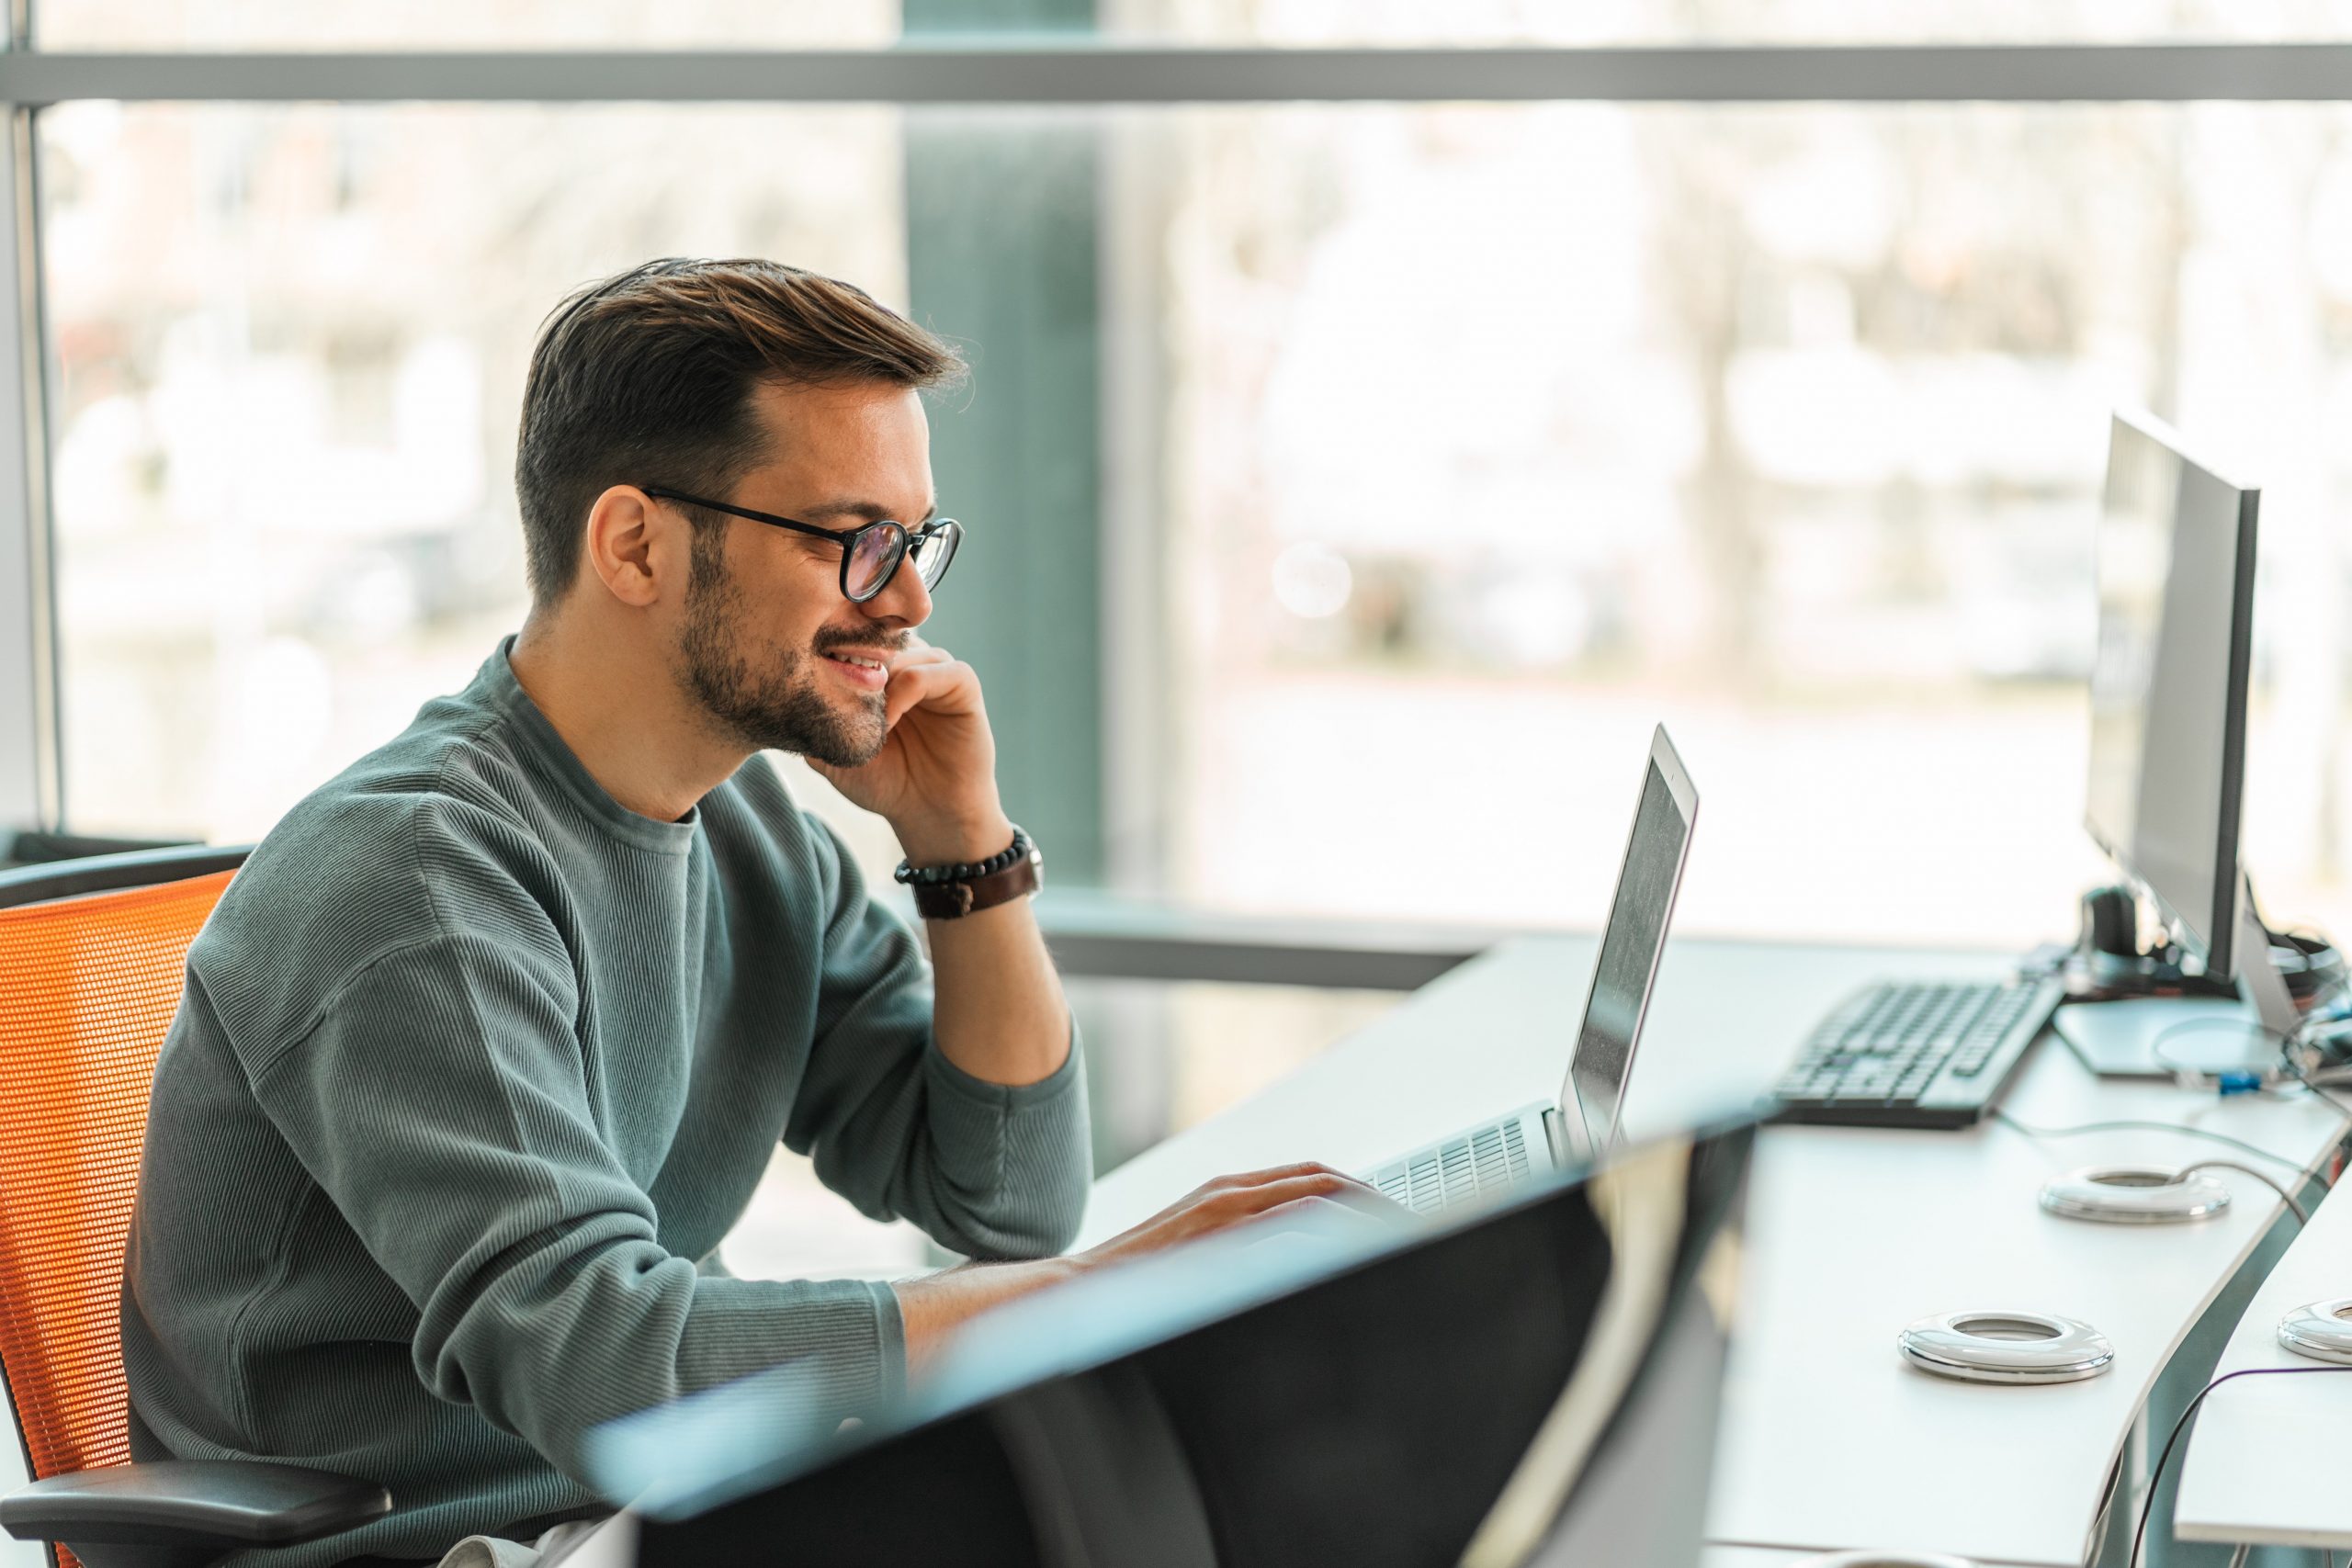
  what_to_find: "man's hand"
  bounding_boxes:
[1074,1162,1404,1269]
[808,638,1011,864]
[893,1163,1406,1374]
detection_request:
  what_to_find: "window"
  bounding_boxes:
[50,99,2352,952]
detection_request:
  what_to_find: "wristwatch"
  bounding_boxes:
[894,827,1043,920]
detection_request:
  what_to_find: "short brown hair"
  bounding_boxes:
[514,258,965,604]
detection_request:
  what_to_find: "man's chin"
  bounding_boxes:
[795,697,888,770]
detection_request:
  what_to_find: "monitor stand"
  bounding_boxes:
[2054,870,2301,1080]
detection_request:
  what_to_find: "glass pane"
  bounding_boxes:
[47,100,2352,961]
[38,0,2352,51]
[45,102,905,866]
[38,0,899,50]
[1128,102,2352,950]
[1115,0,2352,45]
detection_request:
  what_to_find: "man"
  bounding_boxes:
[123,258,1381,1568]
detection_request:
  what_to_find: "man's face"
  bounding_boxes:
[673,379,938,767]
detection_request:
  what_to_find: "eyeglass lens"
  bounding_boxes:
[911,524,959,590]
[844,524,907,601]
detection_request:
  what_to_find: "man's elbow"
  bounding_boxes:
[935,1161,1090,1261]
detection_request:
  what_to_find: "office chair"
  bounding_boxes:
[0,847,390,1568]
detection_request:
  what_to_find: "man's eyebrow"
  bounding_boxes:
[798,497,940,525]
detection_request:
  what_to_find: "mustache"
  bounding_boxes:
[810,628,910,659]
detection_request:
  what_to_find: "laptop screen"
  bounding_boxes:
[1561,729,1697,1157]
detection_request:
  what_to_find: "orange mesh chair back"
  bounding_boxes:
[0,865,235,1504]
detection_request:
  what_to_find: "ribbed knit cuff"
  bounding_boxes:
[917,1027,1091,1260]
[673,1274,902,1426]
[922,1024,1084,1110]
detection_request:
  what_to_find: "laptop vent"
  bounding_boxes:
[1381,1118,1531,1214]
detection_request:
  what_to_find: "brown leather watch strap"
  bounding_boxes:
[910,842,1043,920]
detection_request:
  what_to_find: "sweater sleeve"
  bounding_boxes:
[782,822,1092,1261]
[245,931,903,1487]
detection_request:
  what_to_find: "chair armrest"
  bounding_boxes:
[0,1460,390,1552]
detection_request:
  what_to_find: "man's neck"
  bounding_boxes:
[508,611,748,825]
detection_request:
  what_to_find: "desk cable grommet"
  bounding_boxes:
[1896,1310,2114,1384]
[2278,1298,2352,1365]
[2038,1164,2232,1224]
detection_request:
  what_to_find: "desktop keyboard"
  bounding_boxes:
[1770,975,2066,1130]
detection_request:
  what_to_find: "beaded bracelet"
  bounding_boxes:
[894,826,1032,887]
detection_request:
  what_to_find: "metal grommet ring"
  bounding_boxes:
[2278,1299,2352,1365]
[1791,1554,1978,1568]
[1897,1310,2115,1384]
[2038,1165,2232,1224]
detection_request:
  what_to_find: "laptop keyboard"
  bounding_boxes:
[1371,1118,1532,1214]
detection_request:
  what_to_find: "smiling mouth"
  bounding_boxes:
[822,651,888,672]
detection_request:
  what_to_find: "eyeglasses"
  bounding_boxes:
[639,484,963,605]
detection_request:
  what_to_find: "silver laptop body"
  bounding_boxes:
[1364,725,1699,1213]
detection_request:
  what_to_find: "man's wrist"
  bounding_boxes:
[892,807,1017,869]
[894,1255,1086,1375]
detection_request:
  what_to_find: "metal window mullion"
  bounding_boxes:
[0,105,56,839]
[5,44,2352,105]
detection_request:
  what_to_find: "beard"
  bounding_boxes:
[676,525,896,767]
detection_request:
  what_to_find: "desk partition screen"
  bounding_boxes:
[1566,727,1699,1156]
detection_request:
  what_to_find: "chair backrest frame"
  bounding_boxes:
[0,848,250,913]
[0,846,250,1542]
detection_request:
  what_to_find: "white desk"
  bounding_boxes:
[1081,935,2346,1567]
[2173,1165,2352,1550]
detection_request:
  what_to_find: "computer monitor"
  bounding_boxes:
[2084,409,2262,982]
[591,1120,1758,1568]
[1565,726,1697,1157]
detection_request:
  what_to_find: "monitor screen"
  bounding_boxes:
[2084,412,2257,976]
[1566,734,1695,1156]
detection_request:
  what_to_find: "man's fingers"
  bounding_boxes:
[1224,1163,1395,1211]
[1203,1160,1353,1191]
[1198,1170,1399,1229]
[882,658,978,731]
[1251,1192,1399,1236]
[885,641,953,672]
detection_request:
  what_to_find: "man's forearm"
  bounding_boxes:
[924,892,1070,1087]
[893,1255,1080,1374]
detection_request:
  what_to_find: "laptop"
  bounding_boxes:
[1364,725,1699,1213]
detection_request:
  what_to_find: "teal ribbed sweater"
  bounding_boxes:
[119,639,1090,1566]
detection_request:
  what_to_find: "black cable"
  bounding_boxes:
[2131,1365,2352,1568]
[1992,1109,2307,1172]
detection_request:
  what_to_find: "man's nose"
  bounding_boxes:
[861,554,933,626]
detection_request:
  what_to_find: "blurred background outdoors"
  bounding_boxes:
[35,0,2352,1270]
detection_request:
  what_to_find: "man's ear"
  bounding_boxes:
[581,485,678,609]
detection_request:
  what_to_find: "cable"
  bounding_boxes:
[2224,1545,2248,1568]
[2272,1052,2352,1123]
[1993,1109,2308,1172]
[2132,1365,2352,1568]
[2146,1014,2294,1079]
[2173,1159,2310,1224]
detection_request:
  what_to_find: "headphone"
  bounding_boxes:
[2078,884,2345,1006]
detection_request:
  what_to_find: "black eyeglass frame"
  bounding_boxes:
[639,484,962,604]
